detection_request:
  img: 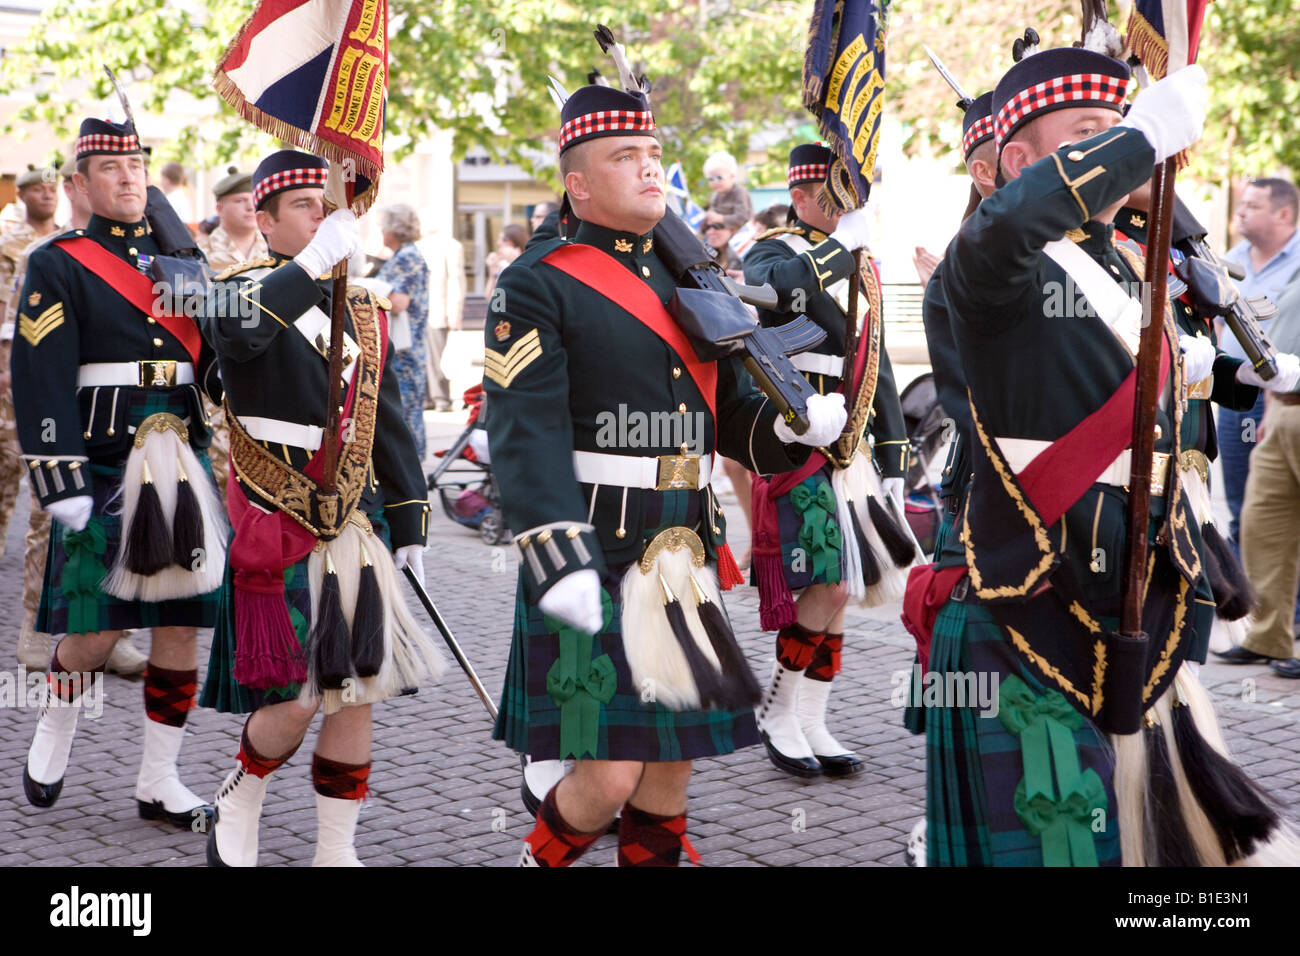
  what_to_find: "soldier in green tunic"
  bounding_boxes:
[742,144,913,778]
[13,117,224,830]
[920,49,1221,866]
[198,150,443,867]
[487,82,846,867]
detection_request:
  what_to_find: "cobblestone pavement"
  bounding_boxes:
[1,415,1298,867]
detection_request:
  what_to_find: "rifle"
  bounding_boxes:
[1176,235,1280,382]
[652,209,827,434]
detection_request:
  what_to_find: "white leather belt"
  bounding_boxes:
[77,361,194,387]
[573,450,713,491]
[790,352,844,377]
[996,436,1170,496]
[240,416,324,452]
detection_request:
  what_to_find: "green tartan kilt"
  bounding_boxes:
[37,446,222,636]
[200,510,394,715]
[769,466,842,591]
[493,489,759,762]
[923,598,1123,867]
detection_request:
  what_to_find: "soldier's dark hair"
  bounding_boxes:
[1249,178,1300,224]
[261,193,284,218]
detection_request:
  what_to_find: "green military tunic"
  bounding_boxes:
[743,220,908,477]
[485,219,810,761]
[198,252,430,712]
[926,127,1216,866]
[10,214,223,634]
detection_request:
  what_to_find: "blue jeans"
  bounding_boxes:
[1217,393,1265,547]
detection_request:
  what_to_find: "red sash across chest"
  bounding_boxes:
[54,236,202,366]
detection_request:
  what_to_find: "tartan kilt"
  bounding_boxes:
[924,599,1122,867]
[493,488,760,762]
[770,464,841,591]
[200,511,394,715]
[37,386,222,634]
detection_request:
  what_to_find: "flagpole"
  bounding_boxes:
[319,160,351,495]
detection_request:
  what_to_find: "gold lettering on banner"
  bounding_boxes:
[325,47,386,146]
[846,67,883,147]
[347,0,385,50]
[853,95,884,169]
[824,36,868,112]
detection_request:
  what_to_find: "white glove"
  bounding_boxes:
[1238,352,1300,393]
[828,206,872,252]
[1118,65,1207,164]
[881,476,906,513]
[1179,333,1217,385]
[394,545,426,588]
[538,568,603,635]
[293,209,361,278]
[47,495,93,533]
[774,391,847,447]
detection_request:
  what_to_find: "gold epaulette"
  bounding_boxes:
[211,257,277,282]
[753,225,807,244]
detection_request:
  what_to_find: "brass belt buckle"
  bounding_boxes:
[139,360,177,387]
[656,454,700,491]
[1150,451,1171,496]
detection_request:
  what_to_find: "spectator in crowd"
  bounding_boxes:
[1235,268,1300,678]
[529,200,559,235]
[704,151,753,223]
[485,223,527,303]
[376,203,432,458]
[701,208,746,277]
[415,225,464,413]
[158,161,194,229]
[1218,178,1300,550]
[753,204,789,231]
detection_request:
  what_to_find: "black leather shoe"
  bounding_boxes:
[138,798,216,831]
[205,827,228,867]
[22,762,62,808]
[760,732,823,778]
[815,752,866,777]
[1212,646,1269,664]
[1269,658,1300,679]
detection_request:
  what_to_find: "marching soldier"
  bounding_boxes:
[13,117,226,828]
[920,45,1296,866]
[199,150,443,867]
[8,158,149,677]
[486,80,846,866]
[742,144,913,778]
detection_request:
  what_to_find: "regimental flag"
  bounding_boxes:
[665,162,707,231]
[1125,0,1211,81]
[802,0,889,212]
[214,0,387,214]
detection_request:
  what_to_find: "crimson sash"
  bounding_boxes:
[54,236,203,366]
[541,243,718,422]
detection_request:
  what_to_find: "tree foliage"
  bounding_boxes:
[1,0,1294,191]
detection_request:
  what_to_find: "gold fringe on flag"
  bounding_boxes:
[1125,11,1171,82]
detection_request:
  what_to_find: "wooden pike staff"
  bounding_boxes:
[1118,0,1212,639]
[319,163,352,494]
[1120,158,1176,638]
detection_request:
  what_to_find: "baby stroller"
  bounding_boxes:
[427,385,511,546]
[898,372,947,558]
